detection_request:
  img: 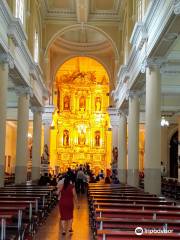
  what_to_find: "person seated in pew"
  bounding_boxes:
[112,177,120,184]
[38,173,51,186]
[51,176,57,186]
[104,176,111,184]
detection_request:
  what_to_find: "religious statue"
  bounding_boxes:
[78,130,86,145]
[79,96,86,111]
[95,97,101,111]
[63,130,69,146]
[42,144,49,164]
[64,96,70,110]
[112,146,118,162]
[95,131,100,146]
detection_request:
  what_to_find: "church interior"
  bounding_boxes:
[0,0,180,239]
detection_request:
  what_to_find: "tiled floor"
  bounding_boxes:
[34,194,92,240]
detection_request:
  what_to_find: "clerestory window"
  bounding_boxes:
[15,0,24,24]
[34,31,39,63]
[137,0,145,21]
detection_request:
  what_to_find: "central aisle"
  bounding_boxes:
[35,195,92,240]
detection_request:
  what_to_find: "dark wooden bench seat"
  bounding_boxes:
[89,194,165,200]
[88,190,154,195]
[95,208,180,220]
[97,229,180,239]
[95,217,180,232]
[92,198,174,205]
[93,202,180,211]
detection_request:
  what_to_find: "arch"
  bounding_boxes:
[52,54,112,88]
[44,24,119,63]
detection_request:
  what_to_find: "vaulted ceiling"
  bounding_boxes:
[38,0,124,92]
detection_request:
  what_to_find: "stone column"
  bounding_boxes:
[127,93,140,187]
[15,88,30,184]
[108,108,120,167]
[144,61,161,195]
[118,111,127,183]
[31,107,43,181]
[43,120,51,149]
[0,59,9,187]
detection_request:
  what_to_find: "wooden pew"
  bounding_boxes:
[93,202,180,212]
[95,217,180,232]
[97,229,180,240]
[95,208,180,220]
[91,198,174,205]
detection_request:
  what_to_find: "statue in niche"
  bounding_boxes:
[42,144,49,164]
[64,96,70,110]
[79,96,86,111]
[95,131,100,146]
[63,130,69,146]
[95,97,101,111]
[78,130,86,145]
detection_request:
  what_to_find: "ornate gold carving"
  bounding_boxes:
[50,57,111,172]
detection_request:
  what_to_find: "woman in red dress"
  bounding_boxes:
[58,176,79,235]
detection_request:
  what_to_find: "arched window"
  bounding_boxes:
[15,0,24,24]
[34,31,39,63]
[136,0,145,21]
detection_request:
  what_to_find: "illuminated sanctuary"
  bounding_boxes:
[50,57,111,173]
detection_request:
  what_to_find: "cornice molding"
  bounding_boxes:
[43,105,56,114]
[161,62,180,75]
[130,22,148,51]
[31,106,44,114]
[42,119,52,126]
[108,107,120,127]
[140,57,166,73]
[126,89,145,100]
[15,86,33,97]
[8,17,27,47]
[0,0,12,25]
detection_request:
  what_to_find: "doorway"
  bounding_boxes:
[170,131,178,178]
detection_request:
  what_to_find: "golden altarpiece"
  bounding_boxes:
[50,68,112,173]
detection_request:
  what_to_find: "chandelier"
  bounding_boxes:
[161,116,169,127]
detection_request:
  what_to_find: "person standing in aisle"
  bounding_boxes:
[58,175,79,235]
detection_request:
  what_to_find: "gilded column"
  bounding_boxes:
[127,93,140,187]
[31,107,43,181]
[15,87,30,184]
[144,60,161,195]
[0,55,9,187]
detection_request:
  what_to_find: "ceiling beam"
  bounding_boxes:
[76,0,89,23]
